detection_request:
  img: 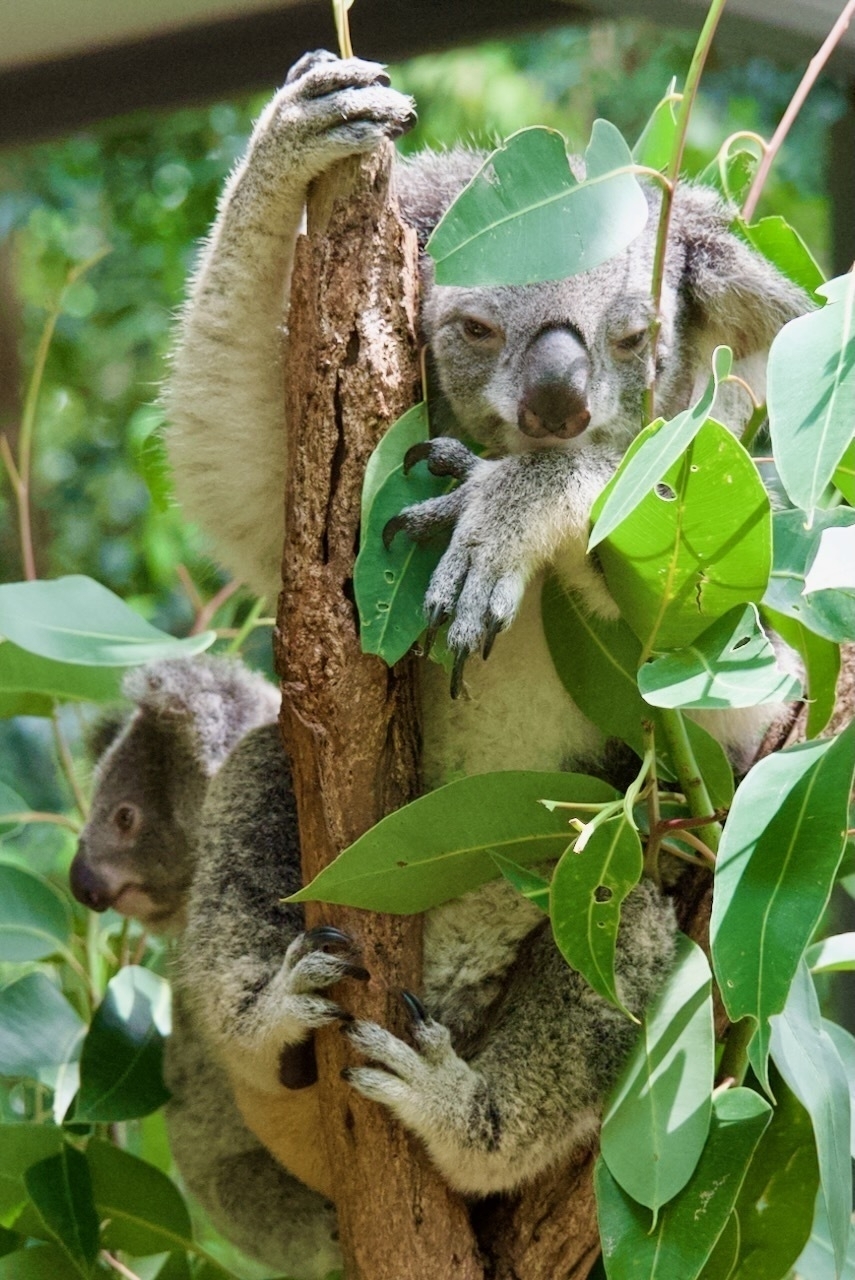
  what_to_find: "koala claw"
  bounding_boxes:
[401,989,429,1023]
[303,924,356,950]
[403,438,478,480]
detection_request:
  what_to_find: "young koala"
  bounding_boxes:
[71,658,341,1280]
[162,53,807,1200]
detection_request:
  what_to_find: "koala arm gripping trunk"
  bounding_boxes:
[164,53,415,600]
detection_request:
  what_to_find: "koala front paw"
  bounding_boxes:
[261,52,416,175]
[384,439,528,697]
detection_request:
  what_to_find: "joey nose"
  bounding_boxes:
[69,849,112,912]
[518,327,591,441]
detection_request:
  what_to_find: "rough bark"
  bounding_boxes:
[275,143,483,1280]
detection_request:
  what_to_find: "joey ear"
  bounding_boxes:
[669,185,810,360]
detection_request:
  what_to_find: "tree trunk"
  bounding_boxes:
[275,143,483,1280]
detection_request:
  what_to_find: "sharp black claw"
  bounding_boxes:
[401,990,429,1023]
[403,441,433,475]
[383,514,407,551]
[304,925,354,949]
[482,614,503,661]
[423,603,449,656]
[450,650,467,700]
[343,964,371,982]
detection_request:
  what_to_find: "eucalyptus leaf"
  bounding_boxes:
[711,721,855,1090]
[600,933,714,1214]
[0,973,85,1083]
[0,642,123,710]
[833,440,855,504]
[550,816,643,1017]
[795,1193,855,1280]
[0,1246,84,1280]
[726,1071,819,1280]
[770,962,851,1278]
[698,148,758,204]
[427,122,649,287]
[596,1088,770,1280]
[807,933,855,974]
[0,782,27,836]
[764,508,855,644]
[762,607,838,739]
[87,1139,193,1257]
[0,577,215,666]
[637,605,802,710]
[490,854,549,913]
[734,216,825,298]
[696,1213,739,1280]
[0,1125,65,1230]
[594,420,771,657]
[822,1020,855,1158]
[76,966,171,1122]
[0,864,71,962]
[682,719,735,810]
[24,1146,99,1276]
[290,771,616,913]
[361,403,430,527]
[631,83,678,170]
[589,348,732,551]
[768,273,855,517]
[804,524,855,594]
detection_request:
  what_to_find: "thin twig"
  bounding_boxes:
[1,810,81,832]
[175,562,204,612]
[742,0,855,220]
[190,577,241,634]
[101,1252,142,1280]
[51,708,89,819]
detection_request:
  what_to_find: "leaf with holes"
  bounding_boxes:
[428,122,649,286]
[637,605,802,710]
[589,348,732,551]
[550,816,643,1018]
[601,934,714,1214]
[711,720,855,1091]
[291,771,617,913]
[594,420,770,657]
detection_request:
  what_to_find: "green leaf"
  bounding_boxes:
[86,1138,192,1256]
[0,1124,65,1229]
[550,816,643,1018]
[764,507,855,644]
[710,721,855,1090]
[822,1020,855,1158]
[589,348,732,551]
[0,864,71,962]
[76,967,171,1122]
[683,719,735,811]
[24,1146,100,1276]
[290,771,617,913]
[0,577,215,666]
[698,148,758,204]
[804,524,855,597]
[770,962,852,1277]
[0,973,85,1082]
[762,607,839,739]
[807,933,855,974]
[594,420,771,656]
[768,273,855,517]
[637,605,802,710]
[361,403,430,528]
[601,934,714,1214]
[632,82,678,170]
[696,1213,739,1280]
[0,641,123,713]
[355,438,454,668]
[726,1071,819,1280]
[490,854,549,913]
[427,122,649,286]
[0,1246,85,1280]
[0,782,27,836]
[833,440,855,504]
[597,1088,770,1280]
[734,216,825,299]
[794,1192,855,1280]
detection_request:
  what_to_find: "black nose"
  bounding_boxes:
[69,849,112,912]
[518,327,590,440]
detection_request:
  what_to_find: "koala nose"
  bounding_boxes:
[518,327,591,441]
[69,848,113,912]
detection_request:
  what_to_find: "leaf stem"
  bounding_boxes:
[742,0,855,220]
[0,809,82,832]
[657,709,721,852]
[225,594,269,653]
[51,708,89,819]
[642,720,663,884]
[716,1015,754,1086]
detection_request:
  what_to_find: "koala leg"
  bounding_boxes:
[344,880,676,1196]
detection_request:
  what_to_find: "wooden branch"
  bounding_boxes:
[275,142,482,1280]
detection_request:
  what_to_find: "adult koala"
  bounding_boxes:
[163,53,806,1201]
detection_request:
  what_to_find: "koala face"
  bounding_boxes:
[423,231,687,458]
[70,716,204,933]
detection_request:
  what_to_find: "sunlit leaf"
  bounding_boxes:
[597,1088,770,1280]
[428,122,649,286]
[762,607,839,739]
[24,1146,99,1276]
[833,440,855,504]
[711,721,855,1089]
[589,348,732,551]
[768,273,855,517]
[698,148,758,204]
[632,82,678,170]
[637,605,802,710]
[803,524,855,594]
[595,420,771,656]
[601,934,714,1214]
[765,508,855,644]
[76,966,171,1122]
[490,854,549,913]
[361,403,430,527]
[550,817,643,1017]
[0,864,71,962]
[0,577,215,666]
[770,962,851,1277]
[735,216,825,298]
[290,771,616,912]
[87,1139,193,1257]
[806,933,855,974]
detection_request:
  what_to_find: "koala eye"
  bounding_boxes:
[613,329,650,358]
[461,317,501,345]
[112,803,141,837]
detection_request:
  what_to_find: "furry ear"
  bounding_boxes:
[85,708,131,762]
[122,657,280,776]
[669,185,810,360]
